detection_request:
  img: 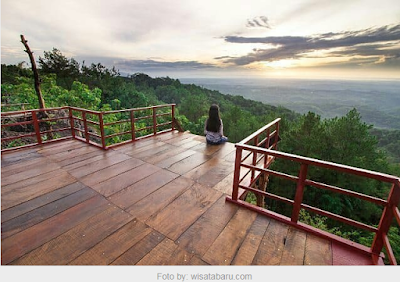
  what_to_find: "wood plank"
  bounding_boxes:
[165,246,194,265]
[196,160,233,187]
[280,227,307,265]
[61,150,118,171]
[1,148,41,167]
[58,149,107,167]
[38,140,86,155]
[189,255,210,265]
[231,215,270,265]
[109,169,179,209]
[1,160,61,186]
[45,144,99,161]
[68,152,131,178]
[111,231,165,265]
[131,143,175,160]
[213,172,234,195]
[163,133,194,145]
[146,183,221,241]
[202,207,257,265]
[69,219,152,265]
[1,186,97,239]
[112,137,159,152]
[91,163,161,197]
[1,171,76,210]
[79,158,144,187]
[183,156,222,180]
[180,140,203,149]
[154,131,188,142]
[119,141,166,157]
[1,182,86,223]
[212,142,236,158]
[304,233,332,265]
[1,195,109,265]
[136,237,178,265]
[126,176,193,221]
[176,196,238,257]
[143,145,187,165]
[154,149,197,168]
[1,156,47,175]
[167,152,211,175]
[12,206,133,265]
[1,169,69,196]
[252,219,289,265]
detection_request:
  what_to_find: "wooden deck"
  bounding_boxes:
[1,131,375,265]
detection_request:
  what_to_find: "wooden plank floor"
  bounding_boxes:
[1,131,376,265]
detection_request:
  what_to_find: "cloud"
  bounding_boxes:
[221,24,400,67]
[246,16,271,29]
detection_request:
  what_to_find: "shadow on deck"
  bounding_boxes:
[1,131,376,265]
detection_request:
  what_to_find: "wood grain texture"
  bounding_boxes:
[136,237,178,265]
[109,169,179,210]
[176,196,238,257]
[1,182,86,223]
[1,195,109,265]
[69,219,152,265]
[126,176,193,221]
[111,231,165,265]
[304,233,332,265]
[1,171,76,210]
[68,152,131,178]
[79,157,144,187]
[1,186,97,238]
[280,227,307,265]
[146,183,221,240]
[12,205,132,265]
[154,149,197,168]
[252,219,289,265]
[90,163,161,197]
[231,215,270,265]
[167,152,211,175]
[202,207,257,265]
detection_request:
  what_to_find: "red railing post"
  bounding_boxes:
[31,110,42,145]
[171,105,175,131]
[371,181,400,259]
[232,146,243,201]
[264,127,271,167]
[251,136,259,181]
[275,121,280,150]
[130,110,136,141]
[68,107,75,139]
[99,112,106,149]
[291,163,308,223]
[152,107,157,135]
[82,111,90,143]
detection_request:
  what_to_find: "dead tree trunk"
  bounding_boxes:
[20,35,46,109]
[20,35,53,139]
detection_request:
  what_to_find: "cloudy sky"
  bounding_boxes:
[1,0,400,79]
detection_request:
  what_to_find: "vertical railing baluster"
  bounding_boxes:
[152,107,157,135]
[82,111,89,143]
[264,127,271,167]
[99,112,106,149]
[130,110,136,141]
[171,104,175,131]
[232,146,243,201]
[251,136,259,182]
[69,107,75,139]
[275,121,280,150]
[291,163,308,223]
[371,181,400,260]
[32,110,42,145]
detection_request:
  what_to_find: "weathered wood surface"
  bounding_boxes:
[1,132,374,265]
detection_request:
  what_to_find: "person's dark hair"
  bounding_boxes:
[206,104,221,132]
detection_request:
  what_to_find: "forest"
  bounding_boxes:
[1,48,400,262]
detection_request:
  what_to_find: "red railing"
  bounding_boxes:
[227,119,400,265]
[1,104,180,152]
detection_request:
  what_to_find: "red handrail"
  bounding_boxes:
[1,104,180,152]
[228,120,400,265]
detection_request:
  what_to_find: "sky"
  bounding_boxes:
[1,0,400,79]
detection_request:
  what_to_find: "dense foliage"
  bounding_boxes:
[1,48,399,263]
